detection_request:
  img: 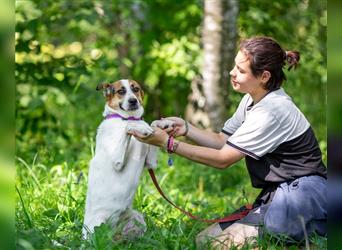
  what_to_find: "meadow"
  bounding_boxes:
[16,148,327,249]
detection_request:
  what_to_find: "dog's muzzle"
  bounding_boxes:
[127,98,139,110]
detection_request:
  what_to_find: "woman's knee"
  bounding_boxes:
[211,223,259,249]
[195,223,222,249]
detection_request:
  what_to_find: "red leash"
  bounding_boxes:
[148,169,253,223]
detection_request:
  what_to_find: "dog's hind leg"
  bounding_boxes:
[121,209,147,240]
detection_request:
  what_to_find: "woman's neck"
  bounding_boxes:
[250,88,269,105]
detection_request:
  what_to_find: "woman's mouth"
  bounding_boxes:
[231,79,239,87]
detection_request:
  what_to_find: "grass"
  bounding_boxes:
[15,149,327,249]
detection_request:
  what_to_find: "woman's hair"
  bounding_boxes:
[239,36,300,91]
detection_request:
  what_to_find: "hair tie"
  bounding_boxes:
[285,50,294,65]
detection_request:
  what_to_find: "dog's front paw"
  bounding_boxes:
[145,145,158,169]
[127,121,154,136]
[151,119,175,129]
[113,160,124,171]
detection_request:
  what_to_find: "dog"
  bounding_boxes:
[82,79,173,239]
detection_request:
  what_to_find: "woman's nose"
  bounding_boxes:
[229,67,235,77]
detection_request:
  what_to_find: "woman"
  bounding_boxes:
[129,36,327,248]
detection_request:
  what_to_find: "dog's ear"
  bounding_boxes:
[96,82,108,91]
[96,82,116,98]
[96,82,116,97]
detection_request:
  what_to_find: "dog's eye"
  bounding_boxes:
[132,87,140,93]
[117,89,126,95]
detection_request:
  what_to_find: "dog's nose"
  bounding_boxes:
[128,98,138,105]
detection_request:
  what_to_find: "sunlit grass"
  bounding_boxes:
[16,151,326,249]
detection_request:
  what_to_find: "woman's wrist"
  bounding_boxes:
[182,120,189,137]
[163,136,169,149]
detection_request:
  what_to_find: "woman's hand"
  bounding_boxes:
[162,117,188,137]
[128,127,168,148]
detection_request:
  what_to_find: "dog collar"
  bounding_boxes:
[105,113,142,121]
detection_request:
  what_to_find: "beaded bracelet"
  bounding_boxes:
[167,136,174,154]
[166,136,173,166]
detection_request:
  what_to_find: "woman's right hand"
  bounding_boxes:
[162,117,188,137]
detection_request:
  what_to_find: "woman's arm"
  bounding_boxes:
[173,141,244,169]
[187,123,229,149]
[128,127,244,169]
[161,117,228,149]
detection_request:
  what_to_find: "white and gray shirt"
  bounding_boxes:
[222,88,326,188]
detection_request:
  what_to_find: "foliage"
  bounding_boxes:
[16,0,327,248]
[15,0,203,163]
[15,0,326,162]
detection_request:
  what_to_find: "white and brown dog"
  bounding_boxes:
[82,79,172,239]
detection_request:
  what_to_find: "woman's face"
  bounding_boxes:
[229,50,265,96]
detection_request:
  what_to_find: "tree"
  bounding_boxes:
[186,0,238,131]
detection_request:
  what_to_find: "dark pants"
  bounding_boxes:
[219,175,327,242]
[263,175,327,241]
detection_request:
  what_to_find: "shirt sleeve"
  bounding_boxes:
[221,94,250,136]
[227,107,283,159]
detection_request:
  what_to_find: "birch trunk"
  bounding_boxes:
[186,0,238,132]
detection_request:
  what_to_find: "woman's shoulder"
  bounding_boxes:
[257,88,310,128]
[260,88,294,109]
[250,89,297,119]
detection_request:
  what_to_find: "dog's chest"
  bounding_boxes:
[126,137,149,162]
[95,119,150,169]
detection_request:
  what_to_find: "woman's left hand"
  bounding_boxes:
[128,127,168,148]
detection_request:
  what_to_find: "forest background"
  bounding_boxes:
[14,0,327,249]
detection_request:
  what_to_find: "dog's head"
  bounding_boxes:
[96,79,145,116]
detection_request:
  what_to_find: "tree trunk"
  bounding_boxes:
[186,0,238,132]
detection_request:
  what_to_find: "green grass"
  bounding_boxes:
[15,150,326,249]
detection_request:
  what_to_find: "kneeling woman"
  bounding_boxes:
[129,36,327,248]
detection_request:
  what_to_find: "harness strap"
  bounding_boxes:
[148,169,253,223]
[105,113,142,121]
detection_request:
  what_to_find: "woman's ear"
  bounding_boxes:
[261,70,271,84]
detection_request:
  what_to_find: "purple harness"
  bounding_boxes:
[105,113,142,121]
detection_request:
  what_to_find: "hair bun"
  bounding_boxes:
[285,50,300,71]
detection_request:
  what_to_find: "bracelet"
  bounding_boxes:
[183,120,189,136]
[166,136,179,154]
[166,136,179,166]
[172,140,179,153]
[167,136,174,154]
